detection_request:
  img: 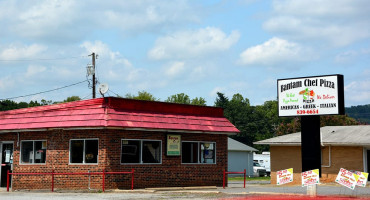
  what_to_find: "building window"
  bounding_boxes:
[121,140,161,164]
[182,141,216,164]
[21,140,47,164]
[70,139,98,164]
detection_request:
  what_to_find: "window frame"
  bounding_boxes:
[120,139,162,165]
[20,140,47,165]
[69,138,99,165]
[181,141,216,164]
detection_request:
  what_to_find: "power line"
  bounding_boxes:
[108,89,121,97]
[0,80,88,101]
[0,56,88,62]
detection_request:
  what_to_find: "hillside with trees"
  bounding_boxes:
[345,104,370,124]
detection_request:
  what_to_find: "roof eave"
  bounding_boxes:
[0,126,239,135]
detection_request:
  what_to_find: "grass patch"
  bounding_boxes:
[228,176,271,181]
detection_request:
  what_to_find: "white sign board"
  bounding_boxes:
[278,75,344,117]
[277,168,293,185]
[301,169,320,187]
[335,168,359,190]
[355,171,368,187]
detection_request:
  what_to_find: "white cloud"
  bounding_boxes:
[238,37,313,66]
[0,44,48,60]
[334,47,370,63]
[0,76,15,91]
[148,27,240,60]
[25,65,47,77]
[81,41,130,64]
[334,50,358,63]
[264,0,370,46]
[345,80,370,105]
[165,61,185,78]
[1,0,199,44]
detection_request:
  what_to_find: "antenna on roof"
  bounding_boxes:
[98,83,109,97]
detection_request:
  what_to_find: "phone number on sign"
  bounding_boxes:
[297,109,319,115]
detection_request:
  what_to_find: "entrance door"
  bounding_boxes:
[0,142,13,187]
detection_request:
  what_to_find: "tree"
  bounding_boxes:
[63,96,81,103]
[214,92,229,109]
[276,115,360,136]
[166,93,207,106]
[0,100,19,111]
[41,99,53,105]
[215,92,256,146]
[166,93,191,104]
[191,97,207,106]
[125,91,159,101]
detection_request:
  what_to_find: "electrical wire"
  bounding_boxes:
[0,80,88,101]
[108,89,121,97]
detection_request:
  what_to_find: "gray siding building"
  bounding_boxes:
[228,137,257,177]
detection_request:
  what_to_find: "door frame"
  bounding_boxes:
[0,141,14,187]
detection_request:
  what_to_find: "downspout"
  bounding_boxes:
[321,131,331,168]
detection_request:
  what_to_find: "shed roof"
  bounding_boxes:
[228,137,257,152]
[0,97,239,134]
[254,126,370,146]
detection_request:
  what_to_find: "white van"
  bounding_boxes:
[253,152,271,176]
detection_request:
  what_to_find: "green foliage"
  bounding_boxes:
[125,91,159,101]
[276,115,360,136]
[63,96,81,103]
[346,104,370,124]
[0,100,20,111]
[0,96,81,111]
[166,93,207,106]
[191,97,207,106]
[166,93,191,104]
[214,92,273,152]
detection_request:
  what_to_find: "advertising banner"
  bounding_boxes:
[166,134,181,156]
[278,74,344,117]
[335,168,359,190]
[355,171,368,187]
[277,168,293,185]
[301,169,320,187]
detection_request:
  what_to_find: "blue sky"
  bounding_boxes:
[0,0,369,106]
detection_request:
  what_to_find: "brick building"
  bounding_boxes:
[254,126,370,185]
[0,97,239,190]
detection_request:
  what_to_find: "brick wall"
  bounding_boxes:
[270,145,365,185]
[1,129,228,190]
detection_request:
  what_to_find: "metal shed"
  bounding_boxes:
[228,137,257,177]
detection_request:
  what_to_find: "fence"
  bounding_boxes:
[7,169,134,192]
[223,169,246,189]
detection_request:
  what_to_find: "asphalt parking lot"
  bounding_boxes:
[1,181,370,200]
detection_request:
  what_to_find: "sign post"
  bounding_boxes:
[278,74,345,196]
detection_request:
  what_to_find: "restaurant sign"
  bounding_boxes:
[167,134,181,156]
[278,74,344,117]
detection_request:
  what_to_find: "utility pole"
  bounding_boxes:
[91,52,96,98]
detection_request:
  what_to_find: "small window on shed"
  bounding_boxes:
[70,139,98,164]
[21,140,47,164]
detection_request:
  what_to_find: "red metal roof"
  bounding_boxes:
[0,97,239,134]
